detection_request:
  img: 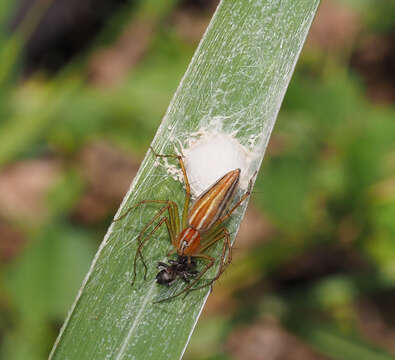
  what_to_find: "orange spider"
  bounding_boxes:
[117,148,252,302]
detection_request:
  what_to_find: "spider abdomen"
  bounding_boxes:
[188,169,240,232]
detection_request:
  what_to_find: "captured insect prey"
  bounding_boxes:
[116,147,253,302]
[156,256,198,285]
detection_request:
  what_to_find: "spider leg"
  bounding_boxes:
[134,203,172,268]
[186,228,232,292]
[150,146,191,230]
[114,200,170,222]
[115,200,179,243]
[114,198,180,287]
[217,174,254,224]
[131,216,172,286]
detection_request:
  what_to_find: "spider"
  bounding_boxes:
[117,147,252,302]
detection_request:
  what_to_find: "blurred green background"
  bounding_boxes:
[0,0,395,359]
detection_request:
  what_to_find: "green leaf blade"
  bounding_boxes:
[50,0,320,359]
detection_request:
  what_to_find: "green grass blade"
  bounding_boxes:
[50,0,320,359]
[307,329,395,360]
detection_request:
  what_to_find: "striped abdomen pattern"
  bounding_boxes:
[188,169,240,232]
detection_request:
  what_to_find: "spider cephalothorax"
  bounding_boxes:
[156,256,198,286]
